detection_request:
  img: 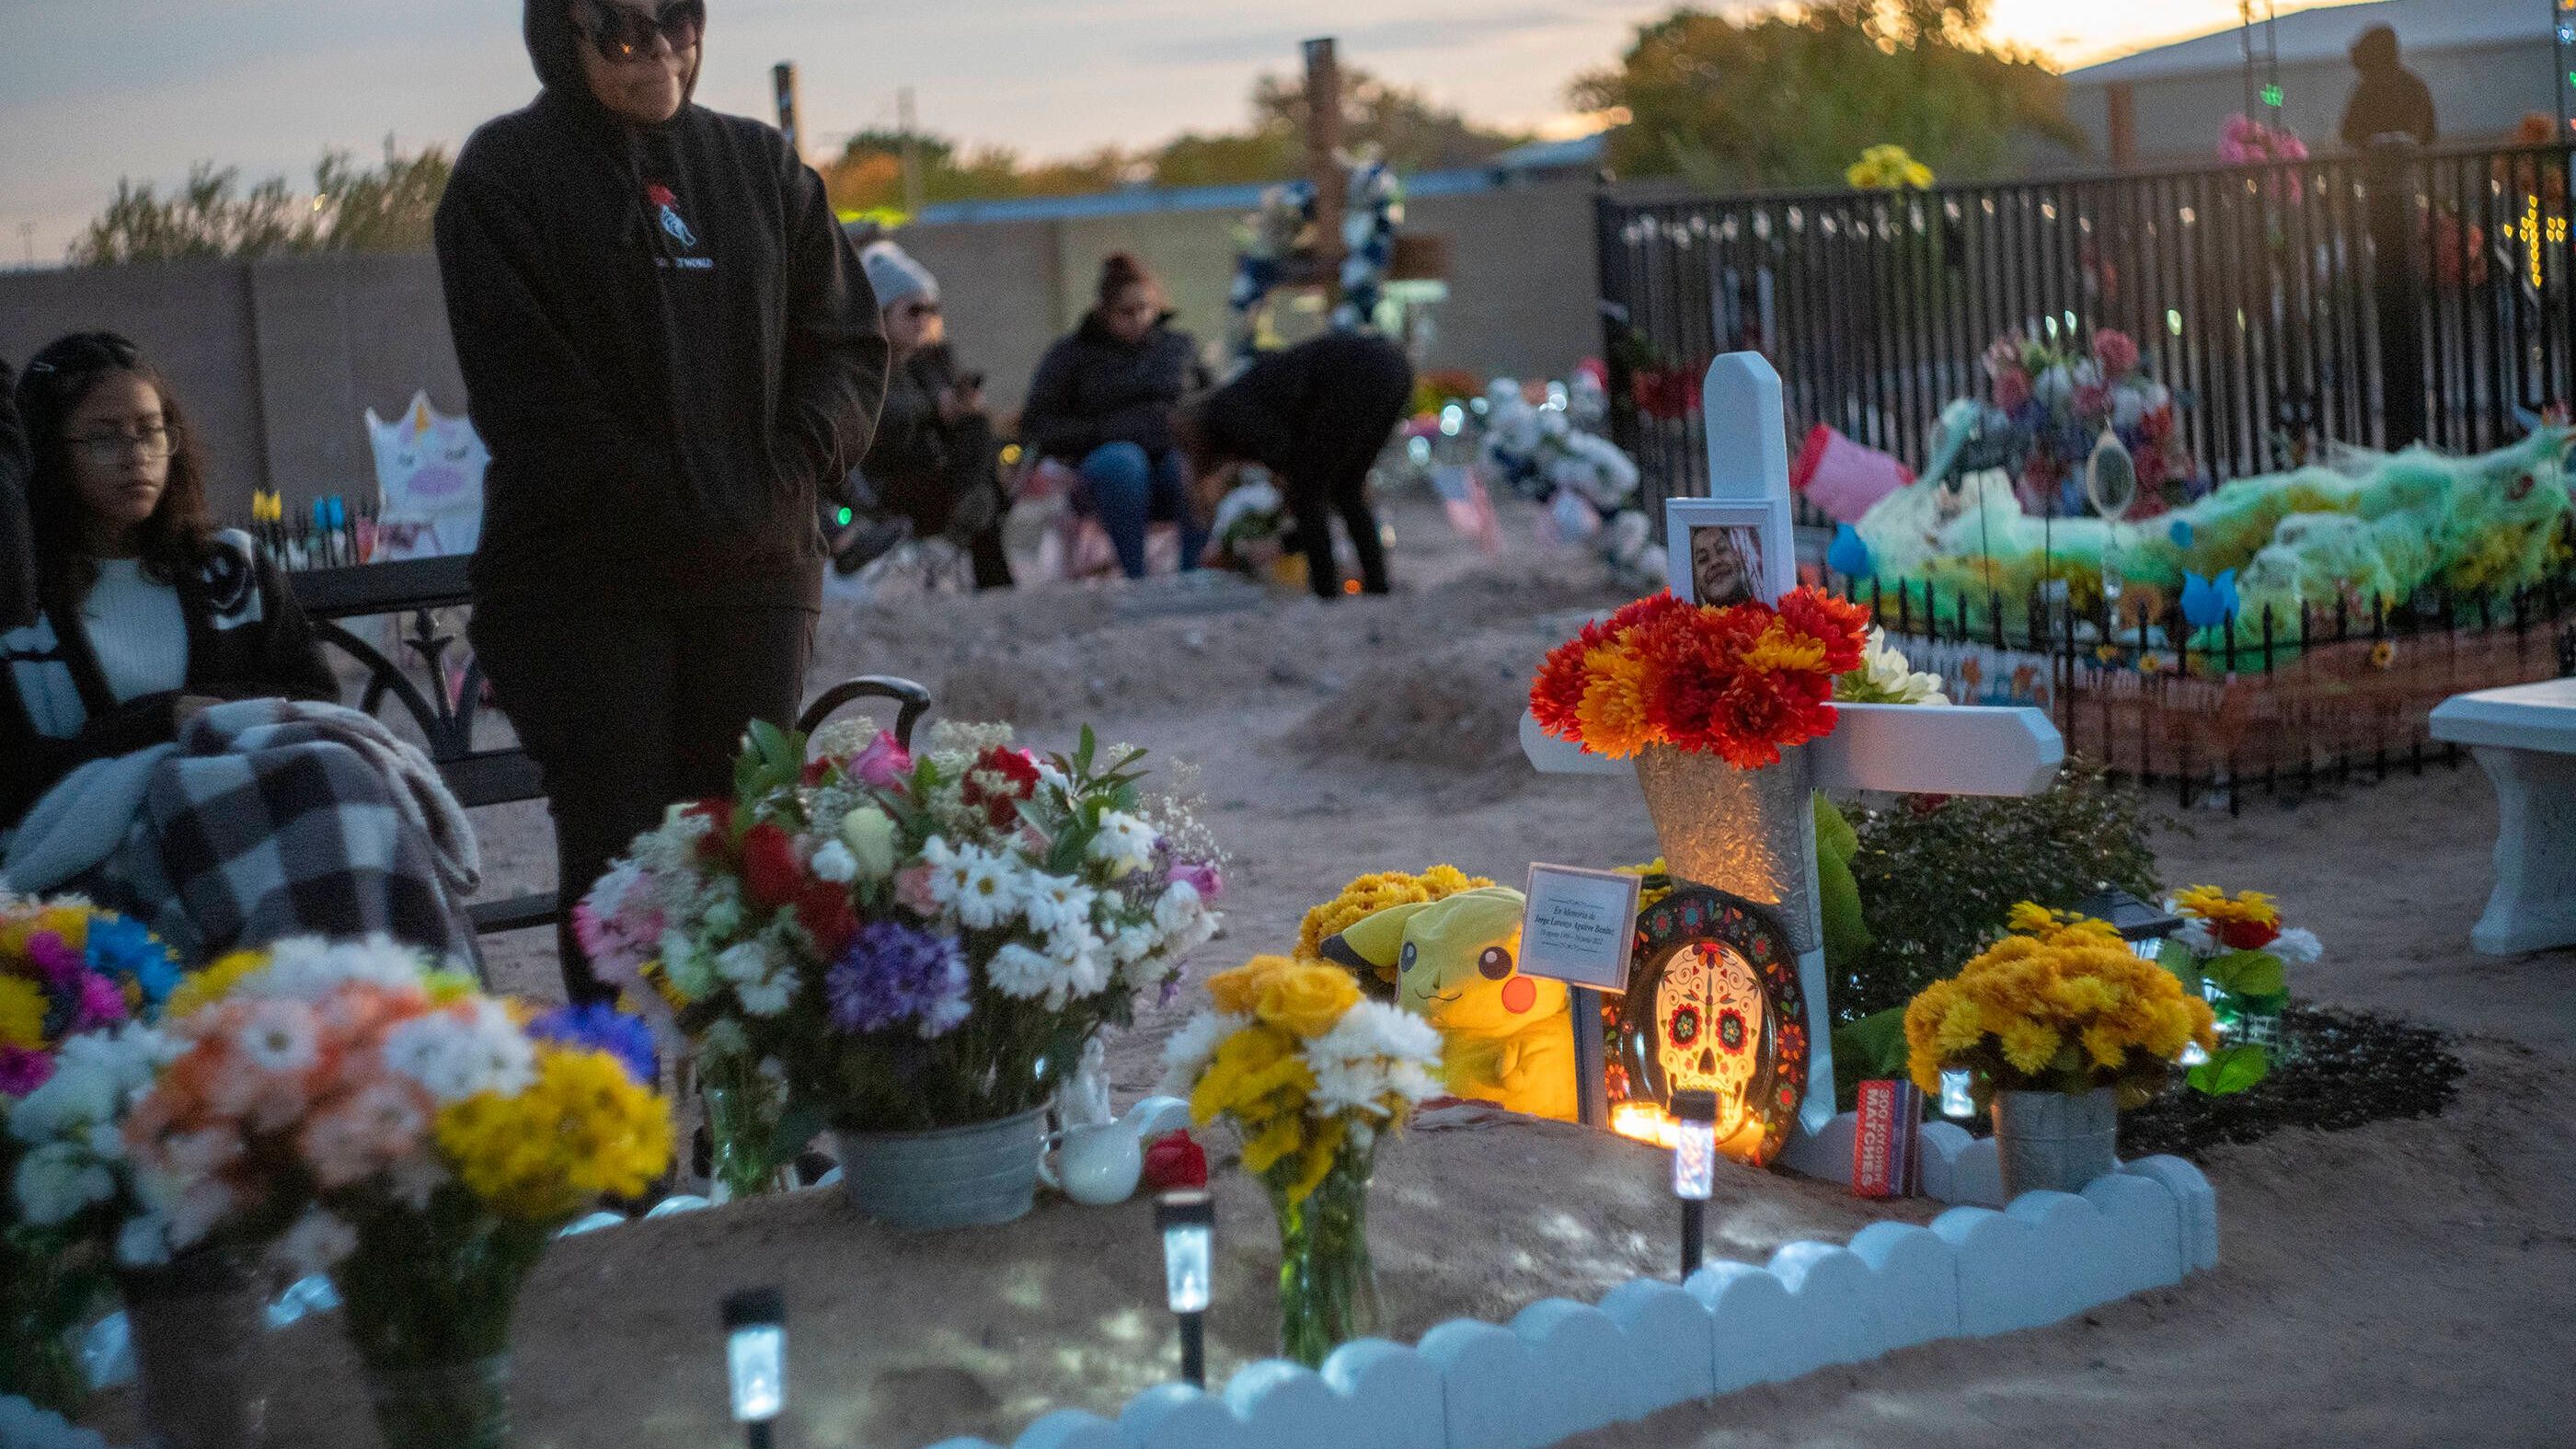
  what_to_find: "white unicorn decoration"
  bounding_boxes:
[365,392,488,561]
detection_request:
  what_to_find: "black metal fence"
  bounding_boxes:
[1598,142,2576,523]
[1833,530,2576,812]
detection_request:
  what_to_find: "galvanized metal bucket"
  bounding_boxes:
[1989,1087,2119,1197]
[834,1106,1051,1230]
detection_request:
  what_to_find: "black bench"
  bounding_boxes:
[291,554,931,937]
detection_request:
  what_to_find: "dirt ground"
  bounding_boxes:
[124,492,2576,1446]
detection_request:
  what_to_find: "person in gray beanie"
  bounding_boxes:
[852,240,1013,588]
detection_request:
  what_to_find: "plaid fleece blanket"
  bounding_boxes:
[21,699,479,966]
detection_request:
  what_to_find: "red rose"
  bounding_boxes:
[2217,918,2281,951]
[796,879,859,958]
[1142,1131,1208,1191]
[739,822,804,910]
[960,746,1043,829]
[801,756,837,788]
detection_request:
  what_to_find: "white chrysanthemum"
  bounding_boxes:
[6,1028,162,1147]
[1301,1001,1444,1120]
[1110,923,1157,966]
[984,942,1063,1002]
[954,852,1025,930]
[380,1002,535,1104]
[1043,929,1112,1004]
[809,838,858,884]
[1086,812,1159,877]
[239,935,426,999]
[2271,927,2322,964]
[12,1142,115,1226]
[1020,874,1098,935]
[275,1209,359,1276]
[1156,1009,1252,1097]
[236,1001,321,1075]
[1153,879,1203,935]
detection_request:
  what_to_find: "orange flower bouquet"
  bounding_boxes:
[1529,589,1871,767]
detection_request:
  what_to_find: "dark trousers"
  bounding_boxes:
[1284,346,1412,599]
[473,604,812,1003]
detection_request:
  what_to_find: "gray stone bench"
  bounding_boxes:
[2430,677,2576,955]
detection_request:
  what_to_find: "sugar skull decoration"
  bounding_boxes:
[1319,886,1578,1121]
[366,391,488,560]
[1619,885,1807,1166]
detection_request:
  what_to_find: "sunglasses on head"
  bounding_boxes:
[577,0,703,63]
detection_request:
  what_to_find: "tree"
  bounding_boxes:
[1571,1,2080,192]
[71,140,451,265]
[820,129,1137,218]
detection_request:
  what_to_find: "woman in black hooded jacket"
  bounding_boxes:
[435,0,889,1000]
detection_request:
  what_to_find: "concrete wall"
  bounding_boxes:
[0,179,1604,520]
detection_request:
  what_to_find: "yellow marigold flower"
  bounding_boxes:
[1573,644,1657,758]
[1933,998,1988,1056]
[163,949,272,1020]
[1254,963,1361,1039]
[0,976,46,1052]
[1998,1020,2062,1075]
[1416,864,1489,898]
[436,1047,673,1223]
[2080,1022,2132,1070]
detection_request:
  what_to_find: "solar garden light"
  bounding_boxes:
[722,1286,787,1449]
[2074,886,2185,962]
[1939,1068,1977,1119]
[1670,1088,1718,1279]
[1156,1188,1214,1387]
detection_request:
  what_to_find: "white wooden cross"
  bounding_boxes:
[1524,353,2065,1137]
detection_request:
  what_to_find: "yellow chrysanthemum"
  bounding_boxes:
[1904,902,2219,1093]
[1997,1019,2062,1075]
[162,949,272,1020]
[1240,1113,1306,1177]
[1189,1022,1315,1127]
[1278,1117,1349,1204]
[1572,644,1657,759]
[1742,619,1827,674]
[0,976,47,1052]
[435,1046,673,1223]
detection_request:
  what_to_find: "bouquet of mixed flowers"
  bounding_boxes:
[1979,327,2199,518]
[102,937,669,1396]
[2166,886,2317,1079]
[1904,904,2218,1109]
[1531,588,1871,767]
[1159,954,1442,1364]
[1,897,184,1411]
[580,719,1225,1154]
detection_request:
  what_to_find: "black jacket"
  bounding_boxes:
[862,344,996,534]
[0,534,338,829]
[2340,68,2436,149]
[1019,314,1207,465]
[433,3,889,615]
[0,361,31,631]
[1199,332,1416,490]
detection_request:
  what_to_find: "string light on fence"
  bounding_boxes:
[721,1287,787,1449]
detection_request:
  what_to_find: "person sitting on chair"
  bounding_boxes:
[1174,330,1414,600]
[1018,253,1210,579]
[850,240,1012,590]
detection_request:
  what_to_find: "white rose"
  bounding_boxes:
[839,807,900,880]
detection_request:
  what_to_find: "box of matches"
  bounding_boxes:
[1851,1079,1925,1198]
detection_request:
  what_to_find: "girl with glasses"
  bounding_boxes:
[435,1,890,1002]
[0,332,337,831]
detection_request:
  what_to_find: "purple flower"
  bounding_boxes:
[0,1045,52,1097]
[528,1003,659,1086]
[26,932,83,989]
[74,971,128,1030]
[827,921,970,1039]
[1170,860,1224,903]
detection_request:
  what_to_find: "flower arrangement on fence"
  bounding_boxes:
[1,898,183,1412]
[2218,112,2307,167]
[1530,588,1872,767]
[581,720,1224,1161]
[1846,144,1934,190]
[1904,904,2217,1109]
[92,937,670,1443]
[1159,954,1442,1365]
[1980,327,2199,518]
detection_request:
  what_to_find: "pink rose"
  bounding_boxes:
[894,864,941,917]
[852,730,914,789]
[2091,328,2139,378]
[1171,861,1224,903]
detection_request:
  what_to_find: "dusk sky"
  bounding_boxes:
[0,1,2369,265]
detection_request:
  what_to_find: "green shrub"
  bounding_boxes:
[1830,758,2161,1026]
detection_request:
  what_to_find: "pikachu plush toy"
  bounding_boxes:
[1319,887,1580,1121]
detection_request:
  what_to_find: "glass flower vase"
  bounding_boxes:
[331,1196,549,1449]
[703,1072,793,1203]
[1266,1149,1383,1369]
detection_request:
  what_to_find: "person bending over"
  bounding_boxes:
[1019,253,1210,578]
[1175,331,1414,600]
[854,240,1011,589]
[435,0,889,1001]
[1,333,336,830]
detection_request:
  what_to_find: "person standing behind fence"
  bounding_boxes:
[1173,330,1413,600]
[434,0,890,1002]
[2339,25,2436,150]
[1019,254,1211,578]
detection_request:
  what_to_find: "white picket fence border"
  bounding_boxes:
[926,1154,2218,1449]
